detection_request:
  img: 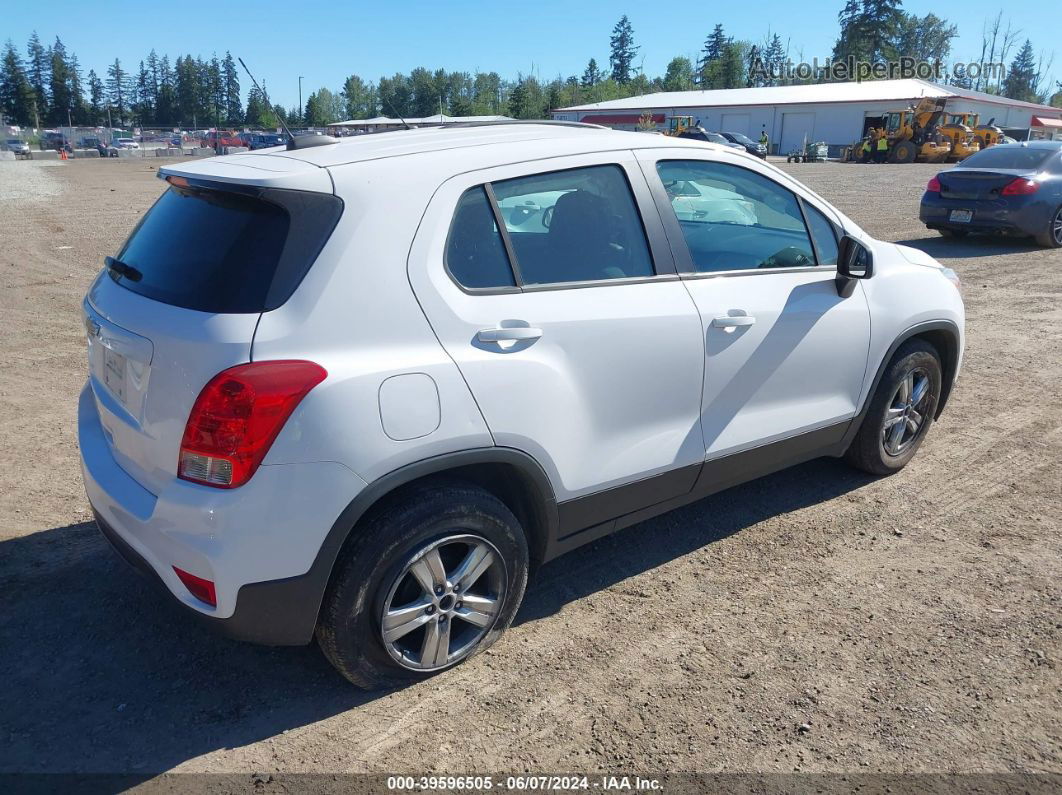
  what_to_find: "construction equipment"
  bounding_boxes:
[938,114,981,161]
[972,116,1005,149]
[666,115,694,136]
[845,98,951,163]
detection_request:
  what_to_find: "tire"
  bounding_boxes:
[890,141,917,163]
[938,228,968,238]
[316,482,529,689]
[844,339,943,476]
[1034,205,1062,248]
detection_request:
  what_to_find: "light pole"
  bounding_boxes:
[298,76,304,125]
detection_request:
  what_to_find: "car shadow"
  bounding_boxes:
[894,234,1043,260]
[516,456,874,625]
[0,457,873,774]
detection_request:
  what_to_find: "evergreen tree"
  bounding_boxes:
[697,24,728,84]
[832,0,869,63]
[1002,40,1039,102]
[581,58,602,87]
[47,38,72,125]
[133,60,153,124]
[222,52,242,125]
[609,16,638,84]
[87,69,103,124]
[156,55,175,125]
[68,53,87,124]
[761,34,786,86]
[1,40,36,125]
[106,58,128,125]
[26,32,48,122]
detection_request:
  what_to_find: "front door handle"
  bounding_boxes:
[477,326,543,343]
[711,315,756,328]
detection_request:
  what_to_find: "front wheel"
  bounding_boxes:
[845,340,942,475]
[316,483,529,689]
[1034,205,1062,248]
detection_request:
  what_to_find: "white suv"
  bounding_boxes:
[79,123,964,688]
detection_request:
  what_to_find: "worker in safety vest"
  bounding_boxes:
[860,138,872,162]
[875,134,889,163]
[759,130,769,151]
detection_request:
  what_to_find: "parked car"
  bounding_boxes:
[200,132,246,149]
[920,141,1062,248]
[4,138,30,156]
[677,127,744,150]
[720,131,768,158]
[80,124,964,688]
[106,138,140,156]
[240,132,285,150]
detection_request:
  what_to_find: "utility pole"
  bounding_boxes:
[298,76,304,125]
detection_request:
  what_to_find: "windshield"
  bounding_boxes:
[725,132,755,145]
[959,145,1056,170]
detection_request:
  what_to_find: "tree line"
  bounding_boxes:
[2,4,1059,132]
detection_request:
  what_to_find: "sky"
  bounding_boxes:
[4,0,1059,110]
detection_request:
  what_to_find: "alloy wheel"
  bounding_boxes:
[379,534,506,672]
[881,367,933,456]
[1053,208,1062,245]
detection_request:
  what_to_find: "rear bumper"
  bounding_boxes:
[79,383,366,645]
[919,192,1052,237]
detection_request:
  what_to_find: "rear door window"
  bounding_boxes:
[112,182,342,313]
[490,165,655,285]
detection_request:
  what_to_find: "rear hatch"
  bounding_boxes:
[83,154,342,495]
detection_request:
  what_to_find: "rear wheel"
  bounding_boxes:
[845,340,942,475]
[1034,205,1062,248]
[316,483,529,689]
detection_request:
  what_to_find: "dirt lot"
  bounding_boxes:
[0,156,1059,777]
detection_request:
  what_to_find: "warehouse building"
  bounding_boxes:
[551,78,1062,154]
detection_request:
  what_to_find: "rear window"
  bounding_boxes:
[112,182,343,313]
[959,146,1055,170]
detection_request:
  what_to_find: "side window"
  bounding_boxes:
[445,187,516,289]
[656,160,817,272]
[490,165,654,285]
[803,202,840,266]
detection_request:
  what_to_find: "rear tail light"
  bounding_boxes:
[173,566,217,607]
[926,176,941,193]
[178,360,327,488]
[1001,178,1040,196]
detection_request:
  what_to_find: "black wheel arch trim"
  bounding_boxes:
[840,318,961,450]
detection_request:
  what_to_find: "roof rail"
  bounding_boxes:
[430,119,606,131]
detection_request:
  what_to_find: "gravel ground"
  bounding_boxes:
[0,157,1059,777]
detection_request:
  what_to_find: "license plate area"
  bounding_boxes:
[949,209,973,223]
[103,347,128,404]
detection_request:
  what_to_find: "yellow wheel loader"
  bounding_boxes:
[938,114,981,161]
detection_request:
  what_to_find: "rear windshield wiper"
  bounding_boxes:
[105,256,143,282]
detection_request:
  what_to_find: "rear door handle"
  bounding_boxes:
[711,315,756,328]
[477,326,543,343]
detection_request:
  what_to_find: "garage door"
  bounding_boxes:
[780,112,816,153]
[720,113,750,137]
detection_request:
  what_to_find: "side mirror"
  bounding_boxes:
[835,234,873,297]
